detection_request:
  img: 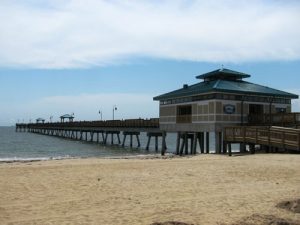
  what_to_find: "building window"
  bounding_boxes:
[160,94,291,106]
[176,105,192,123]
[276,108,287,113]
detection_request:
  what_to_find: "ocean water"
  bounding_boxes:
[0,127,173,162]
[0,127,223,162]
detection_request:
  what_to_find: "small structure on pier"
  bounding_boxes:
[153,68,298,154]
[36,118,45,123]
[60,114,74,123]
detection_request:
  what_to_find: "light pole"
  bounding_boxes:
[50,116,53,123]
[99,110,103,120]
[113,105,117,120]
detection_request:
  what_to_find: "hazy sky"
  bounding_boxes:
[0,0,300,125]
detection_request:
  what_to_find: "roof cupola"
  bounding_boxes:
[196,68,251,82]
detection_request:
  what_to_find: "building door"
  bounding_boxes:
[176,105,192,123]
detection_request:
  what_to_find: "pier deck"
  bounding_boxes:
[224,126,300,155]
[16,118,168,155]
[16,113,300,156]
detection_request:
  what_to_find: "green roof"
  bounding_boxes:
[60,114,74,118]
[196,68,251,80]
[154,69,298,101]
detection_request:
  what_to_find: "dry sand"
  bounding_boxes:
[0,154,299,225]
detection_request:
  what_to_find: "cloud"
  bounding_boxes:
[0,0,300,68]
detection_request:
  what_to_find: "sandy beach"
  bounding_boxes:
[0,154,299,225]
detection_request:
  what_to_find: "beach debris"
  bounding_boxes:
[228,214,300,225]
[277,199,300,213]
[150,222,194,225]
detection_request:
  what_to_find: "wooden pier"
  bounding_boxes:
[15,119,170,155]
[15,118,210,156]
[248,113,300,127]
[16,113,300,156]
[224,126,300,156]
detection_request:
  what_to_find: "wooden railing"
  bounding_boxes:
[248,113,300,127]
[224,126,300,151]
[16,118,159,129]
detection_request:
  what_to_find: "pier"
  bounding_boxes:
[15,114,300,155]
[15,119,209,156]
[16,119,169,155]
[224,125,300,156]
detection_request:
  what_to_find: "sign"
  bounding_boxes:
[224,104,235,114]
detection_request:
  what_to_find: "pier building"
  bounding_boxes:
[60,114,74,122]
[36,118,45,124]
[153,68,298,153]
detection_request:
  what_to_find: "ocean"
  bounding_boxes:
[0,127,225,162]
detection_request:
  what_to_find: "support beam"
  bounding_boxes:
[136,135,141,148]
[215,132,222,154]
[146,136,151,150]
[117,134,121,144]
[192,133,197,155]
[161,131,167,156]
[155,136,158,152]
[176,132,180,155]
[184,133,188,155]
[206,132,210,154]
[228,143,232,156]
[179,135,185,156]
[122,134,126,147]
[130,135,133,148]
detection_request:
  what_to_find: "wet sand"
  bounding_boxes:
[0,154,299,225]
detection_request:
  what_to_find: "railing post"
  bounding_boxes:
[268,127,271,150]
[233,128,236,142]
[255,127,258,143]
[282,131,285,150]
[298,133,300,150]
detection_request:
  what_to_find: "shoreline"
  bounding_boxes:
[1,150,297,164]
[0,152,179,164]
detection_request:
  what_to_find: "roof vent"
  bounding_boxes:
[183,84,188,89]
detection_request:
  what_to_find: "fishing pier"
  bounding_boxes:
[16,119,169,154]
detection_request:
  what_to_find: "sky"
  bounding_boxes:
[0,0,300,126]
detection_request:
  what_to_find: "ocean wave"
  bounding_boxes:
[0,155,74,163]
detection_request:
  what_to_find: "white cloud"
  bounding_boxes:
[0,0,300,68]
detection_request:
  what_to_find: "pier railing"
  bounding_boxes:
[224,126,300,151]
[16,118,159,129]
[248,113,300,127]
